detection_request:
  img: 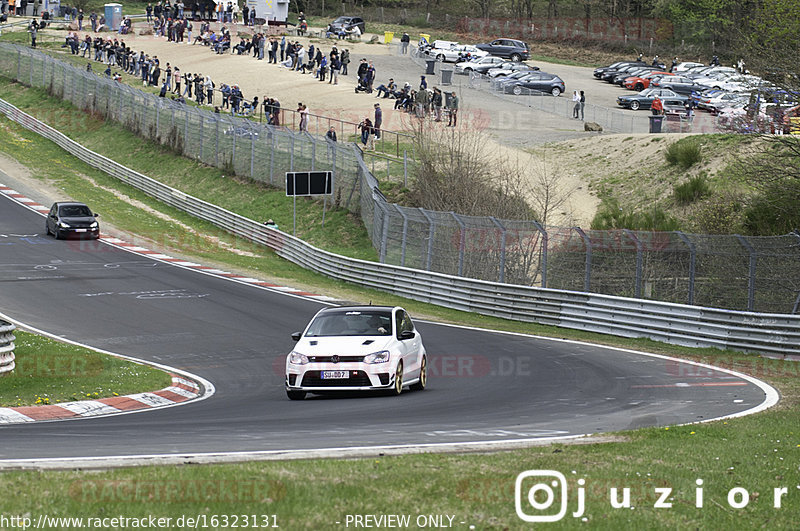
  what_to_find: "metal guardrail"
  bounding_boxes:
[0,319,16,375]
[1,99,799,357]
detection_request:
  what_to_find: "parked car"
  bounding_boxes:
[327,16,365,35]
[284,306,427,400]
[612,66,661,85]
[593,61,645,79]
[45,202,100,240]
[504,72,565,96]
[486,62,538,77]
[427,43,488,63]
[475,38,529,62]
[617,88,688,110]
[624,71,671,91]
[650,75,709,96]
[454,55,506,74]
[672,62,705,74]
[492,70,539,88]
[698,92,749,113]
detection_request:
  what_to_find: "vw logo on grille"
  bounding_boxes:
[331,355,340,363]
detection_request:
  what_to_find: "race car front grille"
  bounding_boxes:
[307,355,365,363]
[301,370,372,387]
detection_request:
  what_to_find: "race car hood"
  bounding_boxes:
[295,335,395,355]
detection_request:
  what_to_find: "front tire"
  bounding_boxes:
[630,100,641,111]
[286,390,306,400]
[410,356,427,391]
[45,223,51,236]
[634,83,644,91]
[512,85,522,96]
[436,54,445,62]
[391,361,404,396]
[551,87,561,97]
[510,53,521,62]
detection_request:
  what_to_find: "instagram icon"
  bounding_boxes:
[515,470,584,522]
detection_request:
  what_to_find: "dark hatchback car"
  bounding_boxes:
[45,202,99,239]
[505,72,565,96]
[475,38,529,62]
[328,16,365,34]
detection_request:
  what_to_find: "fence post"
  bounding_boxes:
[624,229,643,298]
[398,205,408,267]
[736,235,757,311]
[215,116,219,167]
[490,217,507,284]
[198,112,204,160]
[532,220,548,288]
[270,130,276,185]
[250,127,255,178]
[403,150,408,188]
[574,227,592,292]
[311,137,316,171]
[17,49,21,82]
[420,208,435,272]
[378,202,390,263]
[676,232,696,305]
[290,134,295,171]
[452,212,466,277]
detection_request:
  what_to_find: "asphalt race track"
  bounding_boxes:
[0,192,773,462]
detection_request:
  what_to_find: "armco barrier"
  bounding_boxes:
[1,99,800,356]
[0,319,16,375]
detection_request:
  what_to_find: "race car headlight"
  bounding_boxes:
[58,221,70,228]
[363,350,391,364]
[289,351,309,365]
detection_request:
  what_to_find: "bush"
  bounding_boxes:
[673,175,711,205]
[665,139,702,169]
[591,197,681,231]
[692,194,745,234]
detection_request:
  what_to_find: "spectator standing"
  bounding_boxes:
[146,3,152,22]
[373,103,382,139]
[341,50,351,75]
[28,18,37,48]
[205,75,214,105]
[651,96,663,115]
[279,36,286,61]
[90,11,97,32]
[329,54,340,85]
[432,87,443,122]
[572,90,580,118]
[358,117,373,149]
[579,90,585,120]
[299,104,309,132]
[77,8,83,30]
[400,32,410,54]
[447,91,458,126]
[173,66,181,94]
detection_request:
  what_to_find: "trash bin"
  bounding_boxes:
[104,3,122,30]
[648,115,664,133]
[441,68,453,86]
[425,59,436,75]
[384,31,394,44]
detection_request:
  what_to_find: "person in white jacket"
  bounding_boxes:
[572,90,580,119]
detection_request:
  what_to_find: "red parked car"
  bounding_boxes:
[624,71,672,91]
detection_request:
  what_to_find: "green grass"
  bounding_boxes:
[0,331,170,406]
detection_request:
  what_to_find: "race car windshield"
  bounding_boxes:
[305,311,393,337]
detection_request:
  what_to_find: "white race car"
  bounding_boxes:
[284,306,427,400]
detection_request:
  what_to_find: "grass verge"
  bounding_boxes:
[1,330,171,407]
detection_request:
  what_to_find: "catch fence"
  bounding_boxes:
[2,42,799,313]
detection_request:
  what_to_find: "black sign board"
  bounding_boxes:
[285,171,333,196]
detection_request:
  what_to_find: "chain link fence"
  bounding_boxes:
[2,42,799,314]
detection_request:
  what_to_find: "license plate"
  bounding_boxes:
[75,229,87,233]
[321,371,349,379]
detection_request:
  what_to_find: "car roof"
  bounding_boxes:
[318,305,399,314]
[53,201,90,207]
